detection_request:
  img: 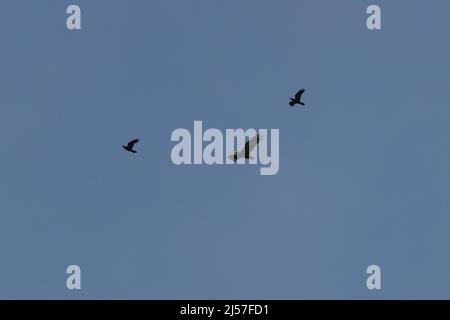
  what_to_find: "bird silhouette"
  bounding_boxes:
[228,134,261,162]
[289,88,306,107]
[122,138,139,153]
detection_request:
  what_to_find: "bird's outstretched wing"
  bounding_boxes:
[127,139,139,149]
[295,89,305,100]
[245,134,261,153]
[230,134,262,160]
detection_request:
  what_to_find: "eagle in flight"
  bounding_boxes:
[228,134,261,162]
[289,88,306,107]
[122,138,139,153]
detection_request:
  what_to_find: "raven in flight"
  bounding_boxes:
[228,134,261,162]
[289,89,306,107]
[122,139,139,153]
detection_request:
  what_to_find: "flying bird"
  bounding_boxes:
[122,138,139,153]
[228,134,261,162]
[289,88,306,107]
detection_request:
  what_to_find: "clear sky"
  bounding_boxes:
[1,0,450,299]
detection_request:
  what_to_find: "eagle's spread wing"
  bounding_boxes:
[295,89,305,100]
[127,139,139,149]
[231,134,262,160]
[246,134,261,153]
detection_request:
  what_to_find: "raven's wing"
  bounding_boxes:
[294,89,305,100]
[127,139,139,148]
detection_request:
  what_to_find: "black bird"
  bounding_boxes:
[122,138,139,153]
[289,88,306,107]
[228,134,261,162]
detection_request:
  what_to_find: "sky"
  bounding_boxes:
[1,0,450,299]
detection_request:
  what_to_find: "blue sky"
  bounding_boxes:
[1,0,450,299]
